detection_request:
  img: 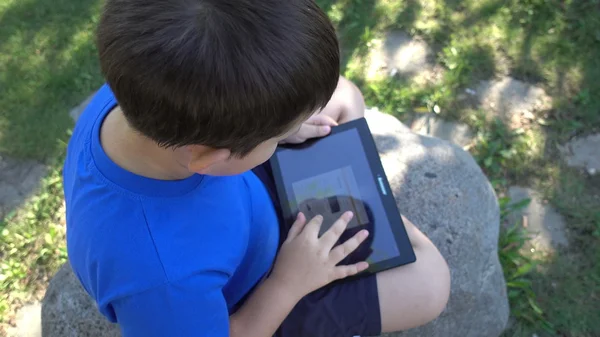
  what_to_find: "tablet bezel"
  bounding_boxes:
[269,117,416,274]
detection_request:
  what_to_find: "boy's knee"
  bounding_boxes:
[378,233,451,332]
[422,259,451,321]
[413,239,451,322]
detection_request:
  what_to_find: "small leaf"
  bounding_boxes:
[507,280,532,289]
[528,297,544,315]
[509,198,532,212]
[512,263,534,279]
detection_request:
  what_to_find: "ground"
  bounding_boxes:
[1,0,599,336]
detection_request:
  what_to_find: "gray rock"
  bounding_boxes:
[507,186,568,250]
[381,31,432,76]
[366,31,440,84]
[0,156,47,220]
[410,113,475,147]
[69,93,96,123]
[41,110,508,337]
[6,302,42,337]
[365,109,508,337]
[41,263,121,337]
[474,77,552,128]
[558,133,600,175]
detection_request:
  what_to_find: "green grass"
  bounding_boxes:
[0,0,104,330]
[0,0,104,160]
[1,0,599,335]
[315,0,600,335]
[498,196,557,336]
[0,158,67,326]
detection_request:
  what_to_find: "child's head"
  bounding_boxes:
[97,0,340,175]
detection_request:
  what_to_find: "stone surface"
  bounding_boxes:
[6,302,42,337]
[366,31,440,84]
[507,186,569,250]
[42,263,121,337]
[364,109,508,337]
[41,109,508,337]
[69,93,95,123]
[0,156,47,220]
[558,133,600,175]
[410,113,475,147]
[474,77,552,128]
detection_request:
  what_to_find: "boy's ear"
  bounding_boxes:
[187,146,231,174]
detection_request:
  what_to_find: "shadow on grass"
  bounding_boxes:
[0,0,104,160]
[546,1,600,136]
[316,0,378,71]
[393,0,422,31]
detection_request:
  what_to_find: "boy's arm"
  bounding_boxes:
[320,76,365,123]
[112,271,299,337]
[229,277,299,337]
[280,76,365,144]
[232,212,369,337]
[113,213,368,337]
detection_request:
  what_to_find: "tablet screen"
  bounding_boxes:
[274,128,401,265]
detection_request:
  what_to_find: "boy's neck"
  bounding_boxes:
[100,106,195,181]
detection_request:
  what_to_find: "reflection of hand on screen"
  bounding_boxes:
[292,166,366,219]
[298,196,367,235]
[297,195,375,264]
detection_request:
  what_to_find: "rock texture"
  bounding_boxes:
[558,133,600,176]
[365,109,508,337]
[410,113,475,148]
[474,78,552,127]
[41,109,508,337]
[42,264,120,337]
[69,92,95,122]
[6,302,42,337]
[507,186,568,250]
[366,31,440,84]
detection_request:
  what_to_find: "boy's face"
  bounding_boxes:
[198,120,304,176]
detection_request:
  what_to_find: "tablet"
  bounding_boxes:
[269,117,416,274]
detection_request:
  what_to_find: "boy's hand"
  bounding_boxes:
[269,212,370,298]
[279,114,338,144]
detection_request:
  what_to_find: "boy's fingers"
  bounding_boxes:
[286,212,307,241]
[319,212,353,251]
[295,124,331,141]
[333,261,369,280]
[303,215,324,238]
[306,114,338,127]
[330,229,369,264]
[280,115,337,144]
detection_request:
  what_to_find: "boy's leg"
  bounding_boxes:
[376,216,450,333]
[273,215,450,337]
[271,224,449,336]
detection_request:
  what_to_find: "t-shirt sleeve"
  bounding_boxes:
[112,273,229,337]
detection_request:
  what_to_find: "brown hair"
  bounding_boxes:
[97,0,340,155]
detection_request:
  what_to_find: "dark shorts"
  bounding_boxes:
[252,163,382,337]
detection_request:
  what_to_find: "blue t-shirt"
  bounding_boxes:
[63,84,280,336]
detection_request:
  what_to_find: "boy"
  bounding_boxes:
[63,0,451,336]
